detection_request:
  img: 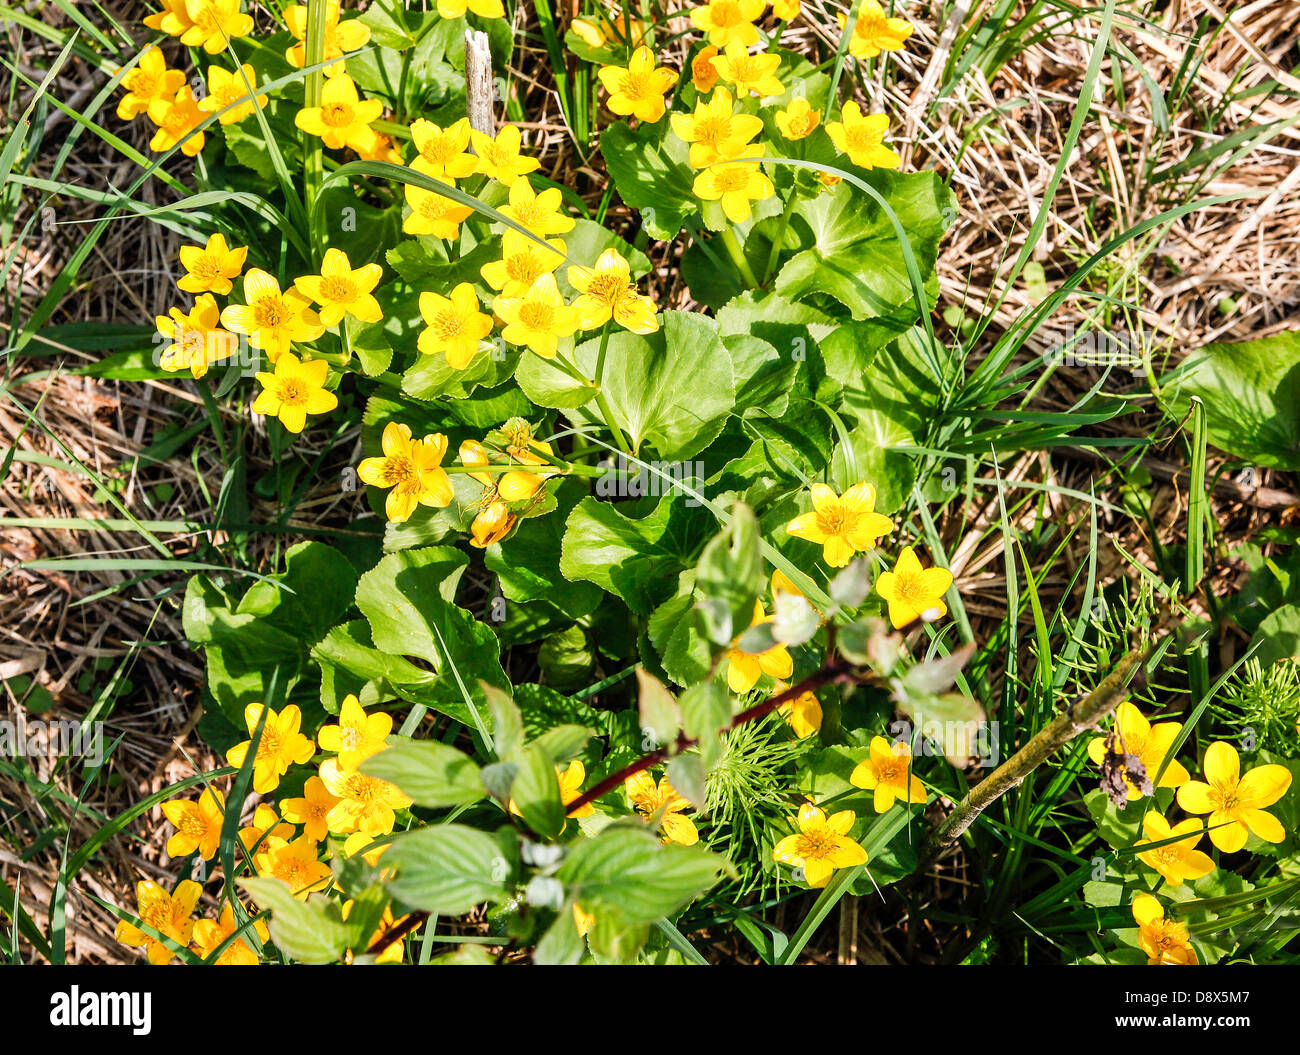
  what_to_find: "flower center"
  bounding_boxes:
[519,302,555,330]
[180,813,208,837]
[320,276,356,303]
[795,831,837,859]
[619,70,657,101]
[276,380,307,406]
[192,254,225,281]
[418,196,452,220]
[507,253,544,285]
[252,294,286,329]
[585,273,629,304]
[847,124,882,152]
[321,102,354,127]
[431,308,466,340]
[712,1,743,27]
[713,166,753,192]
[695,114,731,145]
[128,71,158,97]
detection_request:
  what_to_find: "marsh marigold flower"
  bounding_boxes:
[841,0,914,59]
[144,0,194,37]
[786,481,893,568]
[1087,701,1190,802]
[284,1,372,75]
[500,177,576,236]
[156,295,237,378]
[280,775,340,843]
[226,703,316,794]
[253,834,332,898]
[773,0,801,19]
[294,248,384,327]
[295,73,382,151]
[437,0,505,17]
[181,0,253,53]
[149,86,206,156]
[116,46,185,121]
[192,903,268,965]
[418,282,494,369]
[726,601,793,694]
[409,117,477,179]
[318,693,394,769]
[1176,740,1291,853]
[178,232,247,295]
[775,97,819,140]
[352,127,403,164]
[773,803,866,887]
[221,268,324,359]
[692,45,721,94]
[1131,894,1196,965]
[827,102,901,170]
[161,786,226,861]
[459,440,533,547]
[1135,812,1215,887]
[198,64,267,124]
[671,86,764,168]
[851,736,926,812]
[567,248,659,334]
[471,124,541,186]
[319,757,413,838]
[482,230,567,298]
[239,803,294,854]
[690,0,765,48]
[358,422,455,523]
[875,546,953,628]
[626,771,698,845]
[598,46,678,123]
[343,901,417,964]
[693,158,773,223]
[252,352,338,433]
[494,273,580,359]
[713,43,784,99]
[403,178,475,239]
[116,879,202,964]
[778,687,823,738]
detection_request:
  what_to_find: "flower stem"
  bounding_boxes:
[303,0,327,264]
[762,190,800,286]
[721,227,760,289]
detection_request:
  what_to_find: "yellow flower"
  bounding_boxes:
[471,124,541,186]
[252,352,338,433]
[284,1,372,76]
[148,86,207,156]
[786,481,893,568]
[192,902,269,965]
[178,232,247,295]
[692,45,721,94]
[1135,812,1215,887]
[772,803,866,887]
[239,803,295,854]
[775,97,819,140]
[625,771,698,845]
[293,248,384,327]
[116,879,202,965]
[253,834,332,898]
[116,46,185,121]
[826,102,901,170]
[850,736,926,812]
[460,440,534,546]
[319,757,413,838]
[567,248,659,334]
[180,0,253,53]
[294,73,383,151]
[481,230,567,297]
[499,177,576,236]
[1176,741,1292,853]
[841,1,914,59]
[494,273,580,359]
[352,127,403,164]
[1131,894,1197,966]
[470,499,516,548]
[156,295,237,379]
[598,45,678,123]
[693,158,773,223]
[220,268,325,360]
[875,546,954,628]
[317,693,394,769]
[689,0,765,48]
[358,422,454,522]
[198,64,267,124]
[778,688,822,738]
[713,43,784,98]
[403,178,475,238]
[670,87,764,168]
[144,0,194,37]
[280,775,341,843]
[409,117,478,180]
[559,760,596,818]
[343,901,418,964]
[418,282,494,369]
[772,0,801,19]
[161,786,226,861]
[226,703,317,794]
[726,600,793,694]
[437,0,506,17]
[573,902,596,937]
[1087,701,1190,802]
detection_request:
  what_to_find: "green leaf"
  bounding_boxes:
[636,667,681,747]
[239,878,348,964]
[534,904,587,965]
[695,502,762,645]
[600,120,697,240]
[360,736,485,808]
[384,823,508,915]
[679,682,732,768]
[557,824,728,923]
[511,743,566,839]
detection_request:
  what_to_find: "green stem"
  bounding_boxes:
[761,191,799,286]
[721,227,760,289]
[303,0,327,264]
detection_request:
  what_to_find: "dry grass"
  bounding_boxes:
[2,0,1297,963]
